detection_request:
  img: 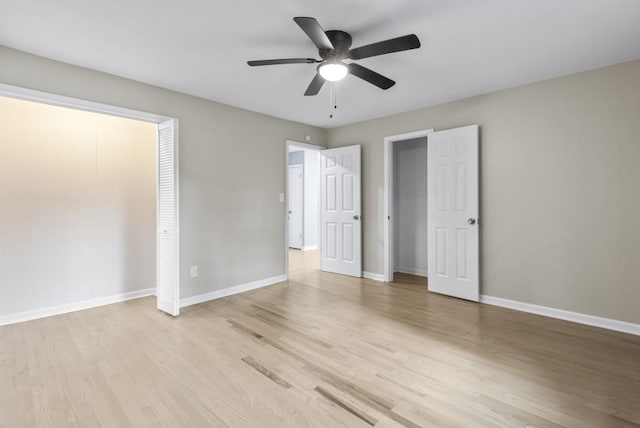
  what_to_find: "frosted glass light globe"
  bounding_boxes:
[319,63,348,81]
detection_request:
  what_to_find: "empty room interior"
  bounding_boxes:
[1,1,639,427]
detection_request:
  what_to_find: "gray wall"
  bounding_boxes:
[393,137,427,277]
[327,59,640,324]
[0,46,325,303]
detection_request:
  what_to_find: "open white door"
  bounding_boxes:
[288,164,304,249]
[157,119,180,315]
[320,145,362,277]
[427,125,479,301]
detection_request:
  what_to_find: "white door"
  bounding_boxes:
[288,164,304,249]
[320,145,361,277]
[157,119,180,315]
[427,125,479,301]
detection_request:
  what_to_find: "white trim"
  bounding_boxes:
[394,267,428,277]
[363,271,385,282]
[0,83,171,123]
[287,140,325,151]
[180,274,287,308]
[383,129,434,282]
[385,129,436,142]
[480,295,640,336]
[0,288,156,326]
[284,140,325,279]
[302,245,318,251]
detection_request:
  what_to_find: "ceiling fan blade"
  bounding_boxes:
[247,58,319,66]
[349,34,420,60]
[293,17,334,50]
[347,63,395,90]
[304,73,325,96]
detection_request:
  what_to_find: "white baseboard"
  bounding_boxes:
[301,245,318,251]
[394,267,428,277]
[0,288,156,327]
[180,274,287,308]
[363,271,385,282]
[480,295,640,336]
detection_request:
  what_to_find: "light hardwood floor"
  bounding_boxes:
[1,250,639,427]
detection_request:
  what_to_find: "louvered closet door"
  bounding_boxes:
[157,119,180,316]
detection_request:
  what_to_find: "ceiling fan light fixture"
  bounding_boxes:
[318,62,348,81]
[248,17,420,95]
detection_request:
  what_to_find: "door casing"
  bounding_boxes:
[383,129,434,283]
[284,140,325,279]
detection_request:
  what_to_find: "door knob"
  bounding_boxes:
[353,215,360,220]
[468,218,476,225]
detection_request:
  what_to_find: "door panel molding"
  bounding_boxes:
[427,125,479,301]
[321,145,362,277]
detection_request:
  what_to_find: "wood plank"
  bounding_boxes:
[0,249,638,427]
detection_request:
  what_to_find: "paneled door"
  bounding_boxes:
[320,145,361,277]
[427,125,479,301]
[157,119,180,315]
[288,164,304,249]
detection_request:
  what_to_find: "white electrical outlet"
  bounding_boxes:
[279,193,285,202]
[190,266,198,278]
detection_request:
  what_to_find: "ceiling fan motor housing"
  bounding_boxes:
[320,30,353,61]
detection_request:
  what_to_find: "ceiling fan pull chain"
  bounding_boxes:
[329,82,337,119]
[329,82,334,109]
[334,85,338,111]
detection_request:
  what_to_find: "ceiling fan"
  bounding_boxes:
[247,17,421,96]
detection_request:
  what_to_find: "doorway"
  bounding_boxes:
[393,137,428,280]
[383,126,481,302]
[384,130,433,283]
[0,83,180,321]
[285,140,323,278]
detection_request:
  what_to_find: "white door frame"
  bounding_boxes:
[284,140,325,279]
[0,83,180,311]
[383,129,434,283]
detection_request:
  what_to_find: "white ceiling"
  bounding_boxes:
[2,0,640,128]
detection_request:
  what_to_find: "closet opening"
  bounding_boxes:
[383,129,433,284]
[0,84,179,324]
